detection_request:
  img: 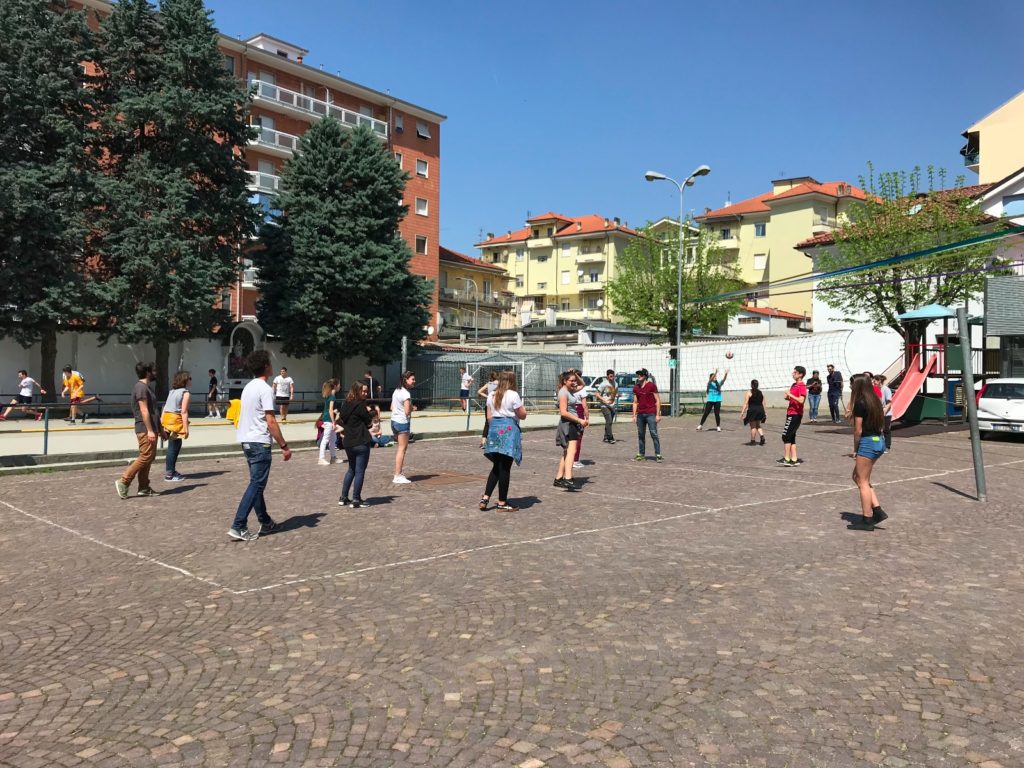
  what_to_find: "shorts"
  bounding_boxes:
[16,395,32,405]
[555,420,583,448]
[392,420,411,435]
[781,414,802,444]
[459,389,469,398]
[275,396,290,406]
[70,397,82,404]
[857,435,885,460]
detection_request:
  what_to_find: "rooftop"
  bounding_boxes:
[697,180,867,222]
[475,214,636,247]
[439,246,507,274]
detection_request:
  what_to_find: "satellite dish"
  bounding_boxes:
[597,299,604,307]
[577,269,584,276]
[425,325,435,335]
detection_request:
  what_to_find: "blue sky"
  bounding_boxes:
[208,0,1024,254]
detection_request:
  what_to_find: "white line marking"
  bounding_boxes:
[0,498,233,593]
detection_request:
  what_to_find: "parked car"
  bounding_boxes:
[610,372,656,412]
[976,378,1024,437]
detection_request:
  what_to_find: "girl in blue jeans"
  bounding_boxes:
[338,381,375,508]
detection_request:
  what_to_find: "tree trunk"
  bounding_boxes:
[154,338,170,400]
[40,326,58,403]
[331,356,344,382]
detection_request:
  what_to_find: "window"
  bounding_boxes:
[786,319,803,329]
[359,106,372,117]
[738,316,761,325]
[415,235,427,255]
[532,228,540,238]
[537,282,547,290]
[1004,194,1024,217]
[415,197,428,216]
[515,276,524,288]
[754,222,767,237]
[416,121,431,139]
[815,206,829,224]
[585,296,601,309]
[416,159,428,177]
[753,253,767,271]
[483,279,491,295]
[516,248,525,261]
[394,152,402,167]
[720,228,732,240]
[395,115,404,133]
[589,270,599,282]
[561,271,571,285]
[223,56,235,75]
[440,271,448,288]
[276,49,289,59]
[561,301,571,311]
[546,227,554,237]
[561,243,570,254]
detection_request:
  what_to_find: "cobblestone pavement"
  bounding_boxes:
[1,419,1023,767]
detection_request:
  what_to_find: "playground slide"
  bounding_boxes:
[889,353,938,421]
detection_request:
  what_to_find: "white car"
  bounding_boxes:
[977,378,1024,437]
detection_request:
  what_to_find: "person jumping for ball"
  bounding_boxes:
[696,368,728,431]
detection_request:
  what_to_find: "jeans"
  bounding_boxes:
[827,391,841,422]
[165,436,183,475]
[807,393,821,421]
[883,415,892,450]
[600,405,615,441]
[636,413,661,456]
[371,434,393,447]
[232,443,273,530]
[342,443,371,501]
[121,432,156,489]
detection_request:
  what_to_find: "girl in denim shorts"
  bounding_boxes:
[847,374,888,530]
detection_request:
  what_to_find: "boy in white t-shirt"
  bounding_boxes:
[271,367,295,421]
[230,352,292,541]
[458,366,473,413]
[1,370,47,421]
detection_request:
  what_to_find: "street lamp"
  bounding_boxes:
[460,277,480,343]
[644,164,711,417]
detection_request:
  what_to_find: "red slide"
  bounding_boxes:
[889,353,938,421]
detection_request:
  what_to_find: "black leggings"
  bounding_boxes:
[700,401,721,426]
[481,415,490,438]
[484,453,514,501]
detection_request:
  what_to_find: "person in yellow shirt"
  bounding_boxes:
[60,365,101,423]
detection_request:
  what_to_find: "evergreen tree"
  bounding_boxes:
[0,0,98,398]
[254,121,432,373]
[608,224,746,341]
[94,0,256,396]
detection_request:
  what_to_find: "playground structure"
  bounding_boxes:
[892,304,1000,425]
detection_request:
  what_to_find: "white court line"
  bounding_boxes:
[595,460,847,488]
[580,490,709,510]
[5,458,1023,597]
[0,498,232,592]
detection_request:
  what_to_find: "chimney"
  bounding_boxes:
[487,232,494,240]
[576,221,582,231]
[704,207,711,214]
[297,54,304,64]
[603,218,609,228]
[613,217,620,226]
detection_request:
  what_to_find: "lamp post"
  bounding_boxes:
[644,164,711,417]
[460,277,480,343]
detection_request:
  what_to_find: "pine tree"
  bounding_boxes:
[254,121,432,373]
[0,0,98,398]
[94,0,256,396]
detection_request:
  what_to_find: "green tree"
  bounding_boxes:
[608,224,746,342]
[0,0,98,398]
[94,0,256,396]
[816,164,1008,346]
[253,121,432,374]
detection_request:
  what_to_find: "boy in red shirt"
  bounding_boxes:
[778,366,807,467]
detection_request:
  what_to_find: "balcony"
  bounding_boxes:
[241,267,258,288]
[246,170,281,194]
[438,286,513,310]
[251,80,388,138]
[251,126,301,158]
[577,279,606,291]
[576,251,607,264]
[717,234,739,249]
[811,217,837,234]
[962,149,980,169]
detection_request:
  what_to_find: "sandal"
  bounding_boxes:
[495,502,518,513]
[478,496,490,511]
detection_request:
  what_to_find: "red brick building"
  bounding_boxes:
[77,1,445,335]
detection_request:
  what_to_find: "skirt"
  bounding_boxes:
[743,406,766,425]
[484,416,522,465]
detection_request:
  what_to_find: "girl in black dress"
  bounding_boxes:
[739,379,766,446]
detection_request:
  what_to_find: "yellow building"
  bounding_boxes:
[695,177,866,321]
[961,89,1024,185]
[438,246,516,335]
[474,213,637,323]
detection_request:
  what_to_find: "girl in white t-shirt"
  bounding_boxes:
[390,371,416,484]
[480,370,527,512]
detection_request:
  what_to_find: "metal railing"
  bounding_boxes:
[246,170,280,193]
[251,80,388,138]
[252,125,301,153]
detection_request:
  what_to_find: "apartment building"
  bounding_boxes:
[76,1,446,334]
[437,247,515,335]
[695,177,866,322]
[960,89,1024,185]
[474,213,637,324]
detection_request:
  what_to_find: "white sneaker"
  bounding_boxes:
[695,425,702,431]
[715,426,721,432]
[572,461,584,469]
[393,474,412,484]
[318,458,330,466]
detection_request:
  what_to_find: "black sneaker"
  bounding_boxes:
[350,500,369,508]
[257,519,280,534]
[227,527,258,541]
[338,497,351,506]
[776,458,789,465]
[759,437,766,446]
[872,507,889,524]
[745,440,757,446]
[847,520,875,531]
[794,458,805,464]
